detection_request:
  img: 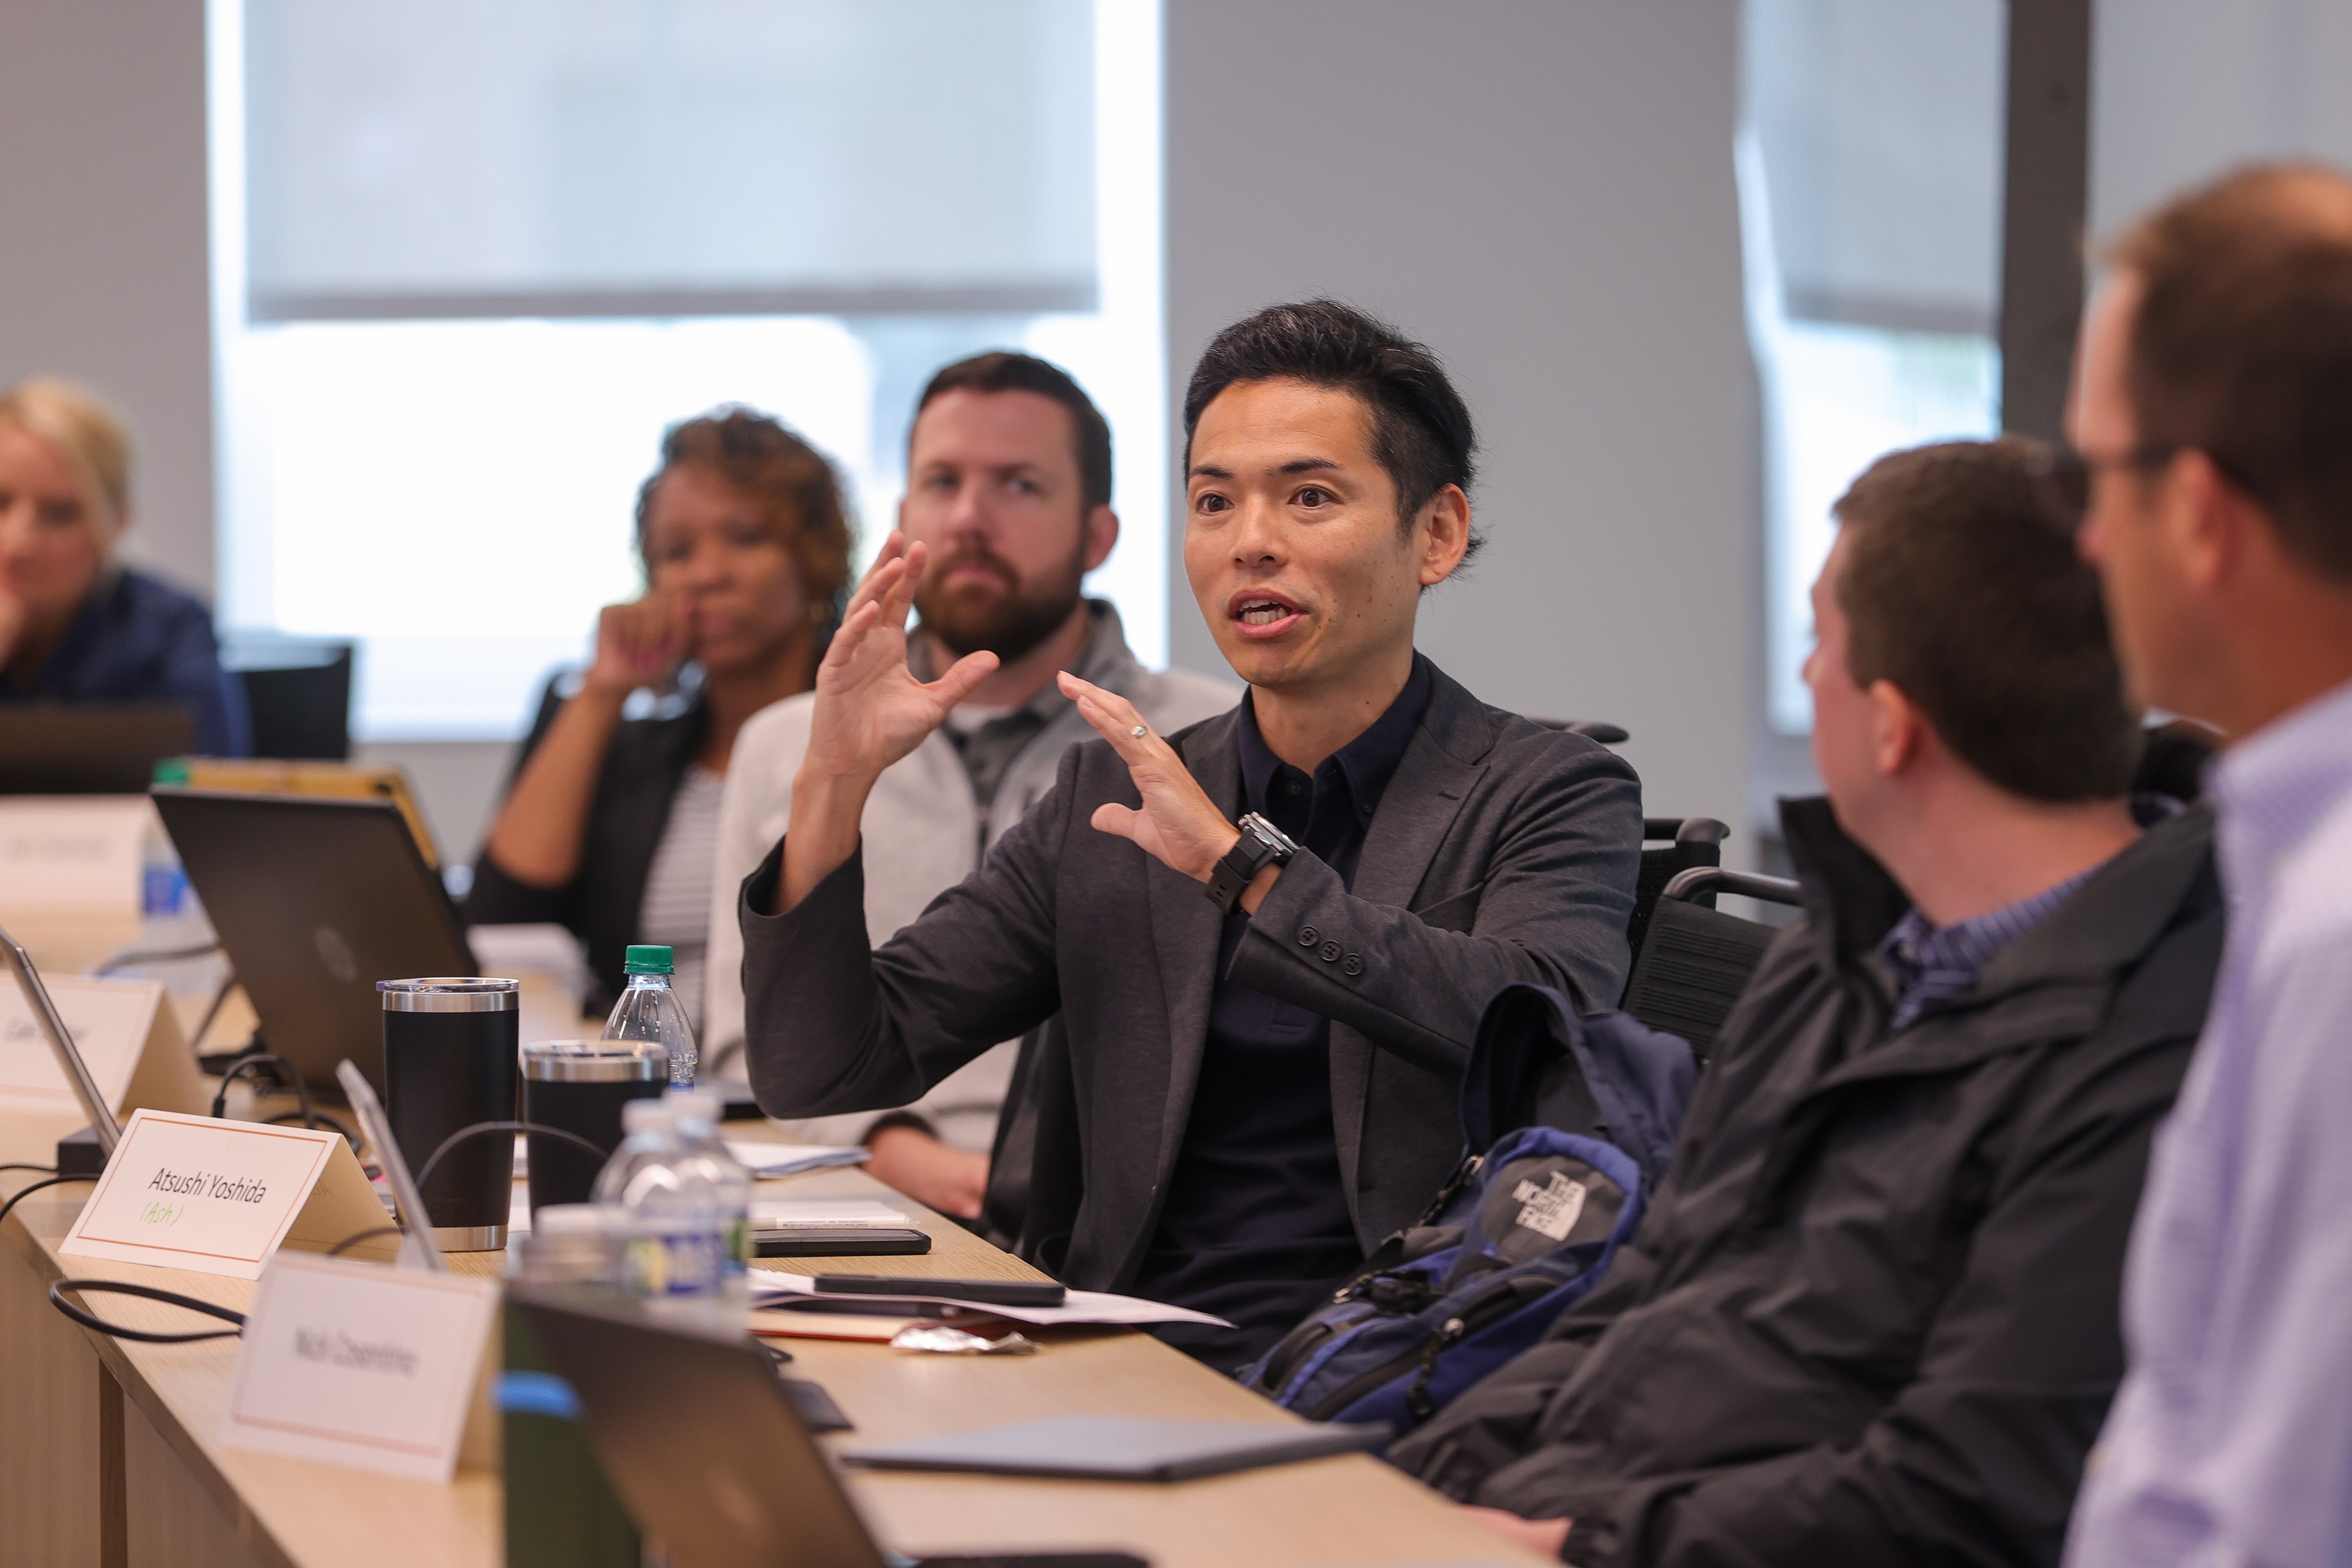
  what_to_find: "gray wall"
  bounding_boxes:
[0,0,216,598]
[1164,1,1760,842]
[15,2,1762,861]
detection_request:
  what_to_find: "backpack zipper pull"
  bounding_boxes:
[1406,1316,1468,1422]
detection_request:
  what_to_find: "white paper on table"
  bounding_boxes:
[749,1271,1233,1329]
[750,1197,908,1229]
[722,1139,869,1178]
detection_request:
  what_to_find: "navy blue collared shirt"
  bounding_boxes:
[0,568,250,756]
[1133,655,1434,1370]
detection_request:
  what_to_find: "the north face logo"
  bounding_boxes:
[1512,1170,1588,1240]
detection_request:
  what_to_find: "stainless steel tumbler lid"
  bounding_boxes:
[377,976,521,1012]
[521,1038,666,1082]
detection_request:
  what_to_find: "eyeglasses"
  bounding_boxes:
[2029,442,2185,533]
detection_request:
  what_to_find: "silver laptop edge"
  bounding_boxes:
[0,925,121,1152]
[334,1059,445,1273]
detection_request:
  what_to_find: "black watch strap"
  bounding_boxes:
[1204,813,1296,915]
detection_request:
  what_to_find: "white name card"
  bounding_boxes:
[0,973,204,1118]
[60,1108,398,1278]
[222,1253,500,1482]
[0,797,151,914]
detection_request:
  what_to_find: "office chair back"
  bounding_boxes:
[1619,865,1800,1063]
[228,641,354,760]
[1626,817,1729,969]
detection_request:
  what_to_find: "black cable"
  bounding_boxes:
[0,1163,57,1176]
[413,1120,609,1195]
[95,940,223,976]
[265,1107,360,1154]
[0,1174,96,1234]
[326,1225,404,1258]
[210,1051,317,1133]
[49,1279,244,1343]
[189,971,237,1050]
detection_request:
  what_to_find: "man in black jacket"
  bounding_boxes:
[738,302,1642,1368]
[1395,438,2225,1566]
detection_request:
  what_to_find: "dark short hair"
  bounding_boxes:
[2109,162,2352,581]
[1835,439,2141,802]
[636,406,856,609]
[913,352,1113,512]
[1182,299,1484,562]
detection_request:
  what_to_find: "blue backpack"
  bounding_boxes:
[1239,984,1695,1438]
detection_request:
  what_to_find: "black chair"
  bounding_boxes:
[1620,865,1801,1063]
[1626,816,1730,970]
[224,640,354,760]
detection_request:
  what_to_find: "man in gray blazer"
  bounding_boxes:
[740,301,1642,1366]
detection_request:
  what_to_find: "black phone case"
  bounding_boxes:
[753,1227,933,1257]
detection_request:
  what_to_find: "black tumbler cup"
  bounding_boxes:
[379,976,520,1251]
[520,1039,665,1215]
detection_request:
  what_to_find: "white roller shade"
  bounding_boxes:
[1744,0,2004,336]
[243,0,1096,322]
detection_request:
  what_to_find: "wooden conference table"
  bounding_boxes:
[0,921,1539,1568]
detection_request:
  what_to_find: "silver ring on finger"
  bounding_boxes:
[1129,724,1149,740]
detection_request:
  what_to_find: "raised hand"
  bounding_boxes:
[801,532,1000,785]
[1061,671,1244,885]
[777,533,999,912]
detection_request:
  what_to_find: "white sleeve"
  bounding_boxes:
[703,711,797,1069]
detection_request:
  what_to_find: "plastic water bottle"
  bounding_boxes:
[590,1097,748,1324]
[605,944,696,1088]
[667,1090,753,1298]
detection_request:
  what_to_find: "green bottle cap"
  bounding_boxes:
[152,758,191,786]
[622,944,675,975]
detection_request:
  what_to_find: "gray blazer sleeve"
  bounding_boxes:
[735,751,1077,1120]
[1226,745,1641,1078]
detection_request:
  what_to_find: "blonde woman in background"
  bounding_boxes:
[0,377,249,755]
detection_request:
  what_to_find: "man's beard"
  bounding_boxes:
[915,541,1087,663]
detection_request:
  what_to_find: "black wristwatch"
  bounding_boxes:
[1205,812,1299,914]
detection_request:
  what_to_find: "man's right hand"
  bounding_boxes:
[778,533,997,911]
[800,532,1000,785]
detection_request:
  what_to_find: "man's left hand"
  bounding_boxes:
[1061,672,1244,884]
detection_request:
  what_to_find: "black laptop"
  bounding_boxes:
[516,1291,1147,1568]
[151,788,476,1097]
[0,705,194,793]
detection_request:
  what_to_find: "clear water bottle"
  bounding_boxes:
[666,1090,753,1298]
[590,1098,747,1325]
[605,944,696,1088]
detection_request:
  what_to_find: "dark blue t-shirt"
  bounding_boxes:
[1133,657,1434,1370]
[0,568,251,756]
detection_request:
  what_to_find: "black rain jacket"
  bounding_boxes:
[1390,796,2223,1568]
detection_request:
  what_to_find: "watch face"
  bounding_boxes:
[1242,813,1298,858]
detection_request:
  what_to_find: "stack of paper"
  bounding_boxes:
[747,1273,1231,1329]
[722,1140,871,1179]
[750,1197,910,1229]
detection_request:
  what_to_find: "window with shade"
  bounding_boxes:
[213,0,1165,739]
[1739,0,2005,735]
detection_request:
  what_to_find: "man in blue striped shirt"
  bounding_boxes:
[2062,165,2352,1568]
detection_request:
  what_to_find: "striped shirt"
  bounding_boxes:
[636,764,725,1033]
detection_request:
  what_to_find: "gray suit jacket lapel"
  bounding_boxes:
[1327,674,1493,1201]
[1143,712,1243,1212]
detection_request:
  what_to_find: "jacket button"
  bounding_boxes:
[1321,940,1343,963]
[1341,954,1363,976]
[1298,925,1319,947]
